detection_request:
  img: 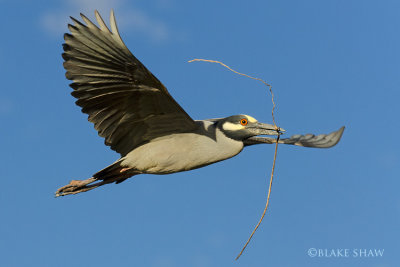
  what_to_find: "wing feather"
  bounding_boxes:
[244,127,345,148]
[63,10,197,156]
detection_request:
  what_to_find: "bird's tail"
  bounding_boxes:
[55,160,138,197]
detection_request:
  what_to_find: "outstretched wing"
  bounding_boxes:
[244,126,345,148]
[62,10,197,156]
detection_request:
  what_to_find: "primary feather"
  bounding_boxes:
[62,10,197,156]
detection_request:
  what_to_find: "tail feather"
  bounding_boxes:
[93,159,124,180]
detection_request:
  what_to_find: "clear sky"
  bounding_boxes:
[1,0,399,266]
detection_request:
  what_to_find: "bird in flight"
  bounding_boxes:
[56,10,344,197]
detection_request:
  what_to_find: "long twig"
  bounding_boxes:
[235,136,280,260]
[188,59,277,126]
[188,58,280,260]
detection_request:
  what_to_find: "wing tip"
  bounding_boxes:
[109,9,124,44]
[335,125,345,141]
[323,125,345,148]
[335,125,345,140]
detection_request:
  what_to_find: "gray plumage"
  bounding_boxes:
[55,10,344,197]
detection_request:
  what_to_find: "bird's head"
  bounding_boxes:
[217,114,285,141]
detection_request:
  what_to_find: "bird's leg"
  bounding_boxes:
[55,177,98,197]
[55,168,136,197]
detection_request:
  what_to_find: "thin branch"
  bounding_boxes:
[188,58,280,260]
[235,136,280,260]
[188,59,277,127]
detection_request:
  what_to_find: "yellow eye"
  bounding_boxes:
[240,118,248,126]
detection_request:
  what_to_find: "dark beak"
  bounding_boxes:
[251,122,285,136]
[244,122,284,146]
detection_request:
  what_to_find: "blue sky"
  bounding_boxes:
[1,0,399,266]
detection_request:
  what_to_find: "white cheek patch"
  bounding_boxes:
[202,120,214,131]
[222,122,244,131]
[245,115,257,123]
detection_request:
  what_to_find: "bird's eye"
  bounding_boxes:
[240,118,248,126]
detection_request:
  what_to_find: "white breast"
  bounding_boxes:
[122,127,244,174]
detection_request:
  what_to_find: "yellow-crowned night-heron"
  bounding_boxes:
[55,11,344,197]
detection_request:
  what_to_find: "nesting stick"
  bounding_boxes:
[188,59,280,260]
[188,59,277,126]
